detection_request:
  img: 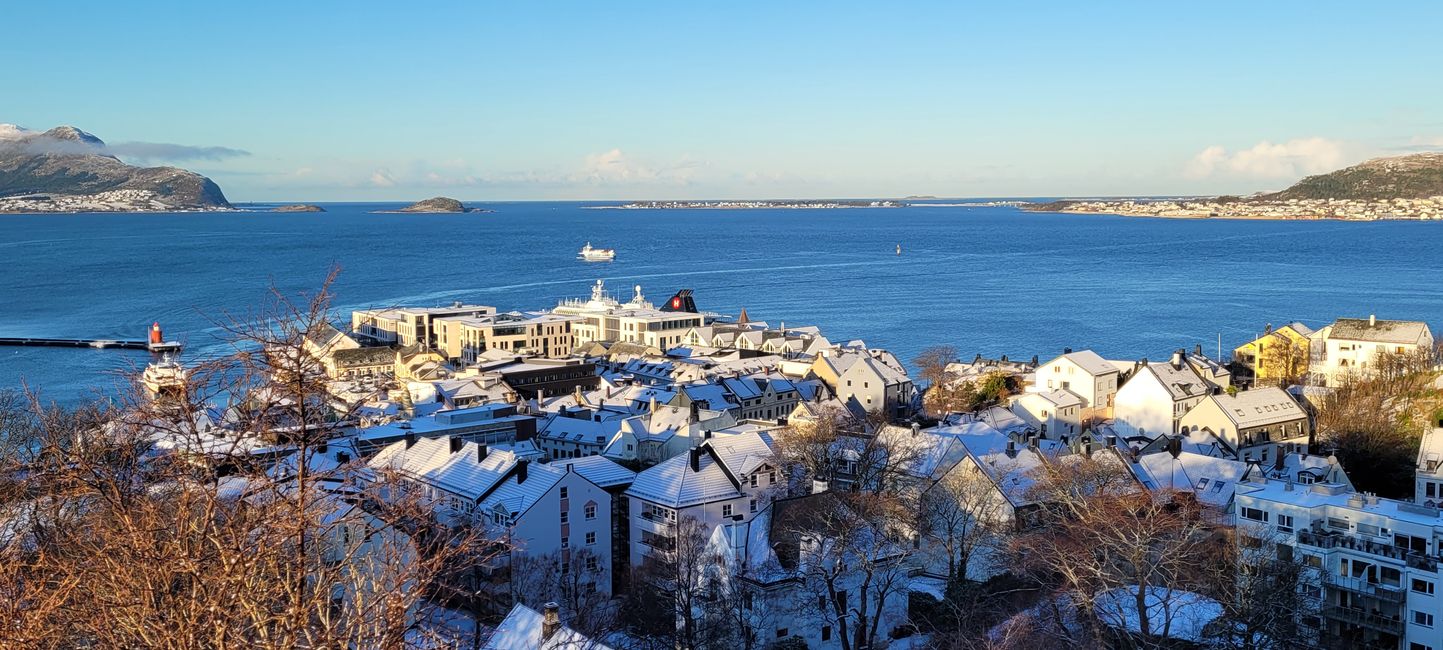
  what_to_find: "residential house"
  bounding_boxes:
[1310,315,1435,387]
[1113,351,1219,439]
[1234,322,1315,385]
[1032,349,1120,420]
[1177,387,1312,464]
[624,431,780,570]
[1009,389,1084,440]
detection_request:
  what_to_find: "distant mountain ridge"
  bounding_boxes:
[0,124,230,211]
[1263,152,1443,201]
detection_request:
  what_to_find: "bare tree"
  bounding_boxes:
[625,514,717,650]
[0,274,506,649]
[919,465,1005,584]
[1010,457,1216,648]
[783,492,912,650]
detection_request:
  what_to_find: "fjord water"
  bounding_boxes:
[2,202,1440,402]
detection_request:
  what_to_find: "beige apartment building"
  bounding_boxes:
[351,303,495,348]
[433,311,580,363]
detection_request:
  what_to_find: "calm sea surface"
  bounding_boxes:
[2,201,1440,403]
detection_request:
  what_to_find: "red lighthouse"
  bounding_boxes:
[149,322,163,345]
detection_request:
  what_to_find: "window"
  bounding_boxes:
[561,537,569,549]
[750,499,758,513]
[1410,643,1433,650]
[585,504,596,520]
[561,511,569,524]
[1278,514,1295,533]
[1414,611,1434,627]
[560,487,569,499]
[750,474,758,488]
[586,556,598,571]
[822,626,832,641]
[586,531,596,545]
[776,628,789,639]
[1197,478,1210,489]
[722,504,733,518]
[1241,507,1269,523]
[1414,579,1436,595]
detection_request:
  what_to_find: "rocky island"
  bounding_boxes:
[1024,153,1443,221]
[374,196,493,213]
[0,124,231,213]
[272,204,326,213]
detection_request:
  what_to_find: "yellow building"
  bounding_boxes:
[1233,322,1314,385]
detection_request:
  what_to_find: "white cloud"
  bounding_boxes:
[368,169,396,187]
[1185,137,1345,179]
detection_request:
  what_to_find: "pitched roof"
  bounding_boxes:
[1203,387,1306,429]
[1138,361,1211,401]
[1328,317,1431,344]
[483,602,612,650]
[1052,349,1119,376]
[625,430,775,508]
[560,455,636,489]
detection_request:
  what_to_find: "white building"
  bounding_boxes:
[705,490,912,648]
[365,437,631,600]
[553,280,705,350]
[1416,427,1443,507]
[1113,352,1218,439]
[1237,477,1443,649]
[351,303,495,348]
[1010,389,1084,440]
[1310,315,1435,387]
[1032,349,1120,418]
[624,431,780,571]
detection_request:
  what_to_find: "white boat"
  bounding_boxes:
[578,242,616,261]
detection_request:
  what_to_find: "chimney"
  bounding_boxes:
[516,459,529,484]
[911,422,920,437]
[404,433,417,449]
[649,395,658,414]
[812,478,829,493]
[1273,450,1285,472]
[1106,434,1118,448]
[1168,436,1182,459]
[689,400,700,423]
[1171,349,1185,370]
[690,447,703,472]
[449,436,464,453]
[477,444,488,462]
[542,602,561,640]
[317,441,328,454]
[1369,314,1376,327]
[1194,344,1203,357]
[336,451,351,464]
[1006,439,1018,457]
[1030,355,1039,366]
[1063,347,1072,354]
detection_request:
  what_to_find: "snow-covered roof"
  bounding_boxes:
[559,455,636,489]
[483,602,612,650]
[1200,387,1306,429]
[1137,360,1212,401]
[1049,349,1119,376]
[625,430,775,508]
[1136,451,1248,508]
[1327,317,1431,344]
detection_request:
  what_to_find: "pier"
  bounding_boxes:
[0,323,182,353]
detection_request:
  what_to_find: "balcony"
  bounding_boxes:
[1322,605,1404,634]
[1324,575,1405,603]
[1297,530,1439,572]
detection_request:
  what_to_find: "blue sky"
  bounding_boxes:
[5,1,1441,201]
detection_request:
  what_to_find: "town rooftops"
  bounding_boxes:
[1135,451,1248,509]
[560,455,636,489]
[1327,316,1432,344]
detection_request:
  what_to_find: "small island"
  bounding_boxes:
[373,196,493,214]
[272,204,325,213]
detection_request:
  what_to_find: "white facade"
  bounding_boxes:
[1032,350,1119,414]
[624,432,780,571]
[1113,357,1214,439]
[1237,478,1443,649]
[553,280,704,349]
[1310,316,1435,387]
[1010,389,1084,440]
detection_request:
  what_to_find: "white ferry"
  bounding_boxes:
[578,242,616,261]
